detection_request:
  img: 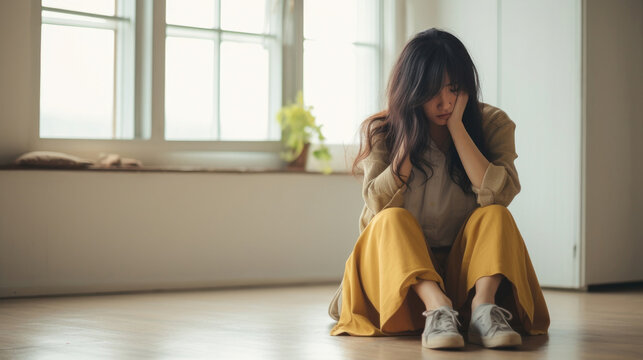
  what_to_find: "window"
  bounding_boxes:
[164,0,282,141]
[36,0,384,167]
[40,0,136,139]
[303,0,382,145]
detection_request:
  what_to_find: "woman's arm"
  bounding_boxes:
[360,134,408,213]
[471,116,521,207]
[447,92,490,189]
[448,97,521,206]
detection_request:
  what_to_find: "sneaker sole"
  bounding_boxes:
[422,334,465,349]
[468,332,522,348]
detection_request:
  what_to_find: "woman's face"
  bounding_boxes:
[422,73,459,127]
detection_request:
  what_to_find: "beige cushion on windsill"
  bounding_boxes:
[328,280,343,321]
[14,151,94,168]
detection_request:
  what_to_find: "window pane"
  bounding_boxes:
[220,0,267,34]
[304,0,355,41]
[355,46,380,136]
[40,24,115,139]
[303,40,356,145]
[166,0,216,28]
[304,0,381,144]
[165,37,216,140]
[356,0,379,44]
[304,0,378,43]
[42,0,115,16]
[220,41,269,141]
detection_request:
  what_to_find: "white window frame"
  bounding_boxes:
[40,0,136,139]
[164,0,283,141]
[31,0,387,170]
[302,0,385,147]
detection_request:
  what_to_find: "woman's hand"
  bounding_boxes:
[445,90,490,188]
[446,91,468,132]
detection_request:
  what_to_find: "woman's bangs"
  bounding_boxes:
[422,50,448,101]
[445,56,466,91]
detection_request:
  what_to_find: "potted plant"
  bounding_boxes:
[276,90,332,174]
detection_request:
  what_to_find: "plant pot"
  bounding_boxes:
[286,142,310,171]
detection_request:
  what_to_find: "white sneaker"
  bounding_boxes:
[468,303,522,348]
[421,306,465,349]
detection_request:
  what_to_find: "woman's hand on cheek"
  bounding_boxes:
[447,91,468,131]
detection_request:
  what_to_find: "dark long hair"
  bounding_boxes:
[352,28,488,194]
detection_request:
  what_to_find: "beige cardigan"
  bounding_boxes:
[357,102,521,234]
[328,102,521,321]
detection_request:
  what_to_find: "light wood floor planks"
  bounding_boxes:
[1,284,642,359]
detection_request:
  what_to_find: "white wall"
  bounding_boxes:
[0,0,36,165]
[584,0,643,286]
[0,170,363,297]
[499,0,583,288]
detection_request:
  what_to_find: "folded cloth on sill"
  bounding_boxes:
[14,151,94,168]
[95,153,143,168]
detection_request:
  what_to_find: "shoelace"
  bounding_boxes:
[475,305,514,336]
[422,307,462,334]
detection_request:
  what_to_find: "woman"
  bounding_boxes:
[327,28,550,350]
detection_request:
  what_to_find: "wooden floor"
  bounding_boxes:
[1,284,642,359]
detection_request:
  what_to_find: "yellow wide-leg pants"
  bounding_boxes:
[329,204,550,336]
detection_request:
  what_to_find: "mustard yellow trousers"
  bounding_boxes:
[330,204,550,336]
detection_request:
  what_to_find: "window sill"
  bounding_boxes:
[0,164,353,175]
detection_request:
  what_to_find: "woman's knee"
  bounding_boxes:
[371,207,414,224]
[472,204,513,220]
[368,207,423,236]
[467,204,524,246]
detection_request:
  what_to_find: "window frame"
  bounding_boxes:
[163,0,283,142]
[40,0,136,139]
[301,0,385,146]
[31,0,385,170]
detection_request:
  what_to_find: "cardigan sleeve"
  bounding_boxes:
[360,135,407,214]
[471,110,521,207]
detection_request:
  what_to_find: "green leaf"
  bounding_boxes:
[275,89,333,166]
